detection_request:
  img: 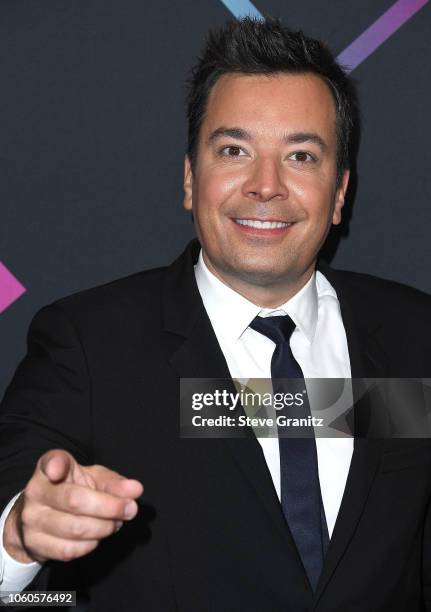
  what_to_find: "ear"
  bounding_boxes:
[183,155,193,211]
[332,169,350,225]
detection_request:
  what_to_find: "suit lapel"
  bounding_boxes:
[314,263,389,603]
[169,316,297,549]
[161,244,392,601]
[162,241,302,566]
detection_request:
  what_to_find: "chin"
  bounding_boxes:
[226,263,296,287]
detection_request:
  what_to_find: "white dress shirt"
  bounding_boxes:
[0,493,40,594]
[0,250,354,593]
[194,251,354,536]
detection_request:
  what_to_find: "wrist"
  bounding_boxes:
[3,495,37,564]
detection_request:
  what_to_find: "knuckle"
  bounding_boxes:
[89,464,120,479]
[82,540,99,556]
[21,529,34,550]
[59,542,77,562]
[88,464,104,475]
[24,479,38,501]
[65,488,82,512]
[69,519,87,539]
[20,505,33,529]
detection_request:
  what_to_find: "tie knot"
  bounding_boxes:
[249,314,296,345]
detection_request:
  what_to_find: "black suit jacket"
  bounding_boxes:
[1,239,431,611]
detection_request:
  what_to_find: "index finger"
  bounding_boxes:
[45,482,138,521]
[103,478,143,500]
[83,465,143,498]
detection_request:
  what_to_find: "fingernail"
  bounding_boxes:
[124,502,136,520]
[115,521,123,532]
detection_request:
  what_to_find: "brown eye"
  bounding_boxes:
[227,146,241,156]
[219,145,246,158]
[291,151,314,163]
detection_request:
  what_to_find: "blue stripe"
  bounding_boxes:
[219,0,263,19]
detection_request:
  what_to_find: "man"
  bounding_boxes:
[1,17,430,611]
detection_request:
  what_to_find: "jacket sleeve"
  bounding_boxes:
[0,303,93,594]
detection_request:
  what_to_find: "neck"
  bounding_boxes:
[202,253,315,309]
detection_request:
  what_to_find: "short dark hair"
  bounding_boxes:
[186,17,358,185]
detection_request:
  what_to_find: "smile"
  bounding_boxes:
[234,219,292,229]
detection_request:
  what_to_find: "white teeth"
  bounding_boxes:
[235,219,291,229]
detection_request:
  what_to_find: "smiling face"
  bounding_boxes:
[183,72,350,306]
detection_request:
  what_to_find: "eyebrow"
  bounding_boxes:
[207,126,328,152]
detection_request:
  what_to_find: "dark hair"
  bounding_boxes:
[186,17,358,185]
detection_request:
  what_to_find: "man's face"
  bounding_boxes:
[183,72,349,298]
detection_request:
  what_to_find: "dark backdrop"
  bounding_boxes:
[1,0,430,397]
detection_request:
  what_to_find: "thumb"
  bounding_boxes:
[39,450,75,484]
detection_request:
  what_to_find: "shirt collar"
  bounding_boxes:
[194,250,318,343]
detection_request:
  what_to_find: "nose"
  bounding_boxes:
[242,157,289,202]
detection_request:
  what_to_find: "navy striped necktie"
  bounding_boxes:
[249,314,329,591]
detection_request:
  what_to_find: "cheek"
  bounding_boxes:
[290,177,334,215]
[198,171,243,207]
[289,168,331,193]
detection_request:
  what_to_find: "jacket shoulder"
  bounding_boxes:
[324,267,431,362]
[326,267,431,313]
[45,265,168,326]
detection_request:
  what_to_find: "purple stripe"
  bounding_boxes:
[0,262,26,314]
[337,0,429,72]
